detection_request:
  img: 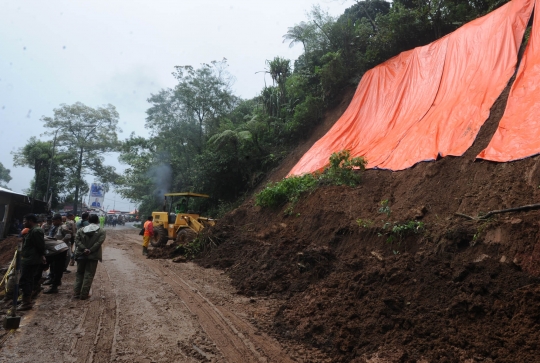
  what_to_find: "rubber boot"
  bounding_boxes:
[143,247,148,256]
[43,285,59,294]
[17,296,33,311]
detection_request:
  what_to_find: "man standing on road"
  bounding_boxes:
[66,212,77,233]
[73,214,106,300]
[142,216,153,256]
[66,212,78,268]
[41,216,53,235]
[18,214,46,311]
[76,212,90,229]
[43,214,71,294]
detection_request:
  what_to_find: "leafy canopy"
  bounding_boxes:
[0,162,11,189]
[42,102,121,214]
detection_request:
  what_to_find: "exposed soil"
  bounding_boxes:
[147,243,181,259]
[0,237,19,268]
[199,51,540,361]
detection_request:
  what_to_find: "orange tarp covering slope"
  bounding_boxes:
[288,0,533,176]
[478,4,540,161]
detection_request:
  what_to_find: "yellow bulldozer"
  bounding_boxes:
[150,192,216,247]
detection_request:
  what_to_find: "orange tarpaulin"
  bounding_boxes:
[289,0,533,176]
[478,4,540,161]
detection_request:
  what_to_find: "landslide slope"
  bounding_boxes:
[201,68,540,362]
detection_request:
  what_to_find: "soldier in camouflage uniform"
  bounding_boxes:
[40,216,53,235]
[43,214,72,294]
[73,214,106,299]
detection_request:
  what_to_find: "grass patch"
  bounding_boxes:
[255,150,366,213]
[383,220,425,244]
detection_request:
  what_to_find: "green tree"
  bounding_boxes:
[170,59,236,151]
[12,137,53,199]
[116,134,164,218]
[12,137,76,207]
[267,57,291,96]
[0,162,11,188]
[260,57,292,118]
[42,102,121,215]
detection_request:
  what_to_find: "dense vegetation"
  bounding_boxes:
[116,0,510,218]
[255,150,366,214]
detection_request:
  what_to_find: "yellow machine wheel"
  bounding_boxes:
[151,225,169,247]
[175,228,197,245]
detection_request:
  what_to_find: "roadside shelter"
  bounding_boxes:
[0,186,47,239]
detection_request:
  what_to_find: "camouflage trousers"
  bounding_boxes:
[73,259,98,298]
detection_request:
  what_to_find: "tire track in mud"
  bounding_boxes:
[92,264,117,362]
[102,237,206,362]
[69,263,116,363]
[144,257,257,362]
[69,284,100,362]
[120,232,294,363]
[155,262,295,363]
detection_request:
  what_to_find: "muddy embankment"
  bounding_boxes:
[198,40,540,362]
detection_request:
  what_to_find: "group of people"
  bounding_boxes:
[104,214,125,227]
[15,211,106,310]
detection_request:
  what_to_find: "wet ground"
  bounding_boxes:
[0,228,320,363]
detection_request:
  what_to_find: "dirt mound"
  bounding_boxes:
[0,236,19,268]
[147,244,181,259]
[276,253,540,362]
[202,205,540,361]
[198,43,540,361]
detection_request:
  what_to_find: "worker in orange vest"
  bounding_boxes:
[142,216,154,256]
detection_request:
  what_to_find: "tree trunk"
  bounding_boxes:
[199,119,203,153]
[73,147,84,215]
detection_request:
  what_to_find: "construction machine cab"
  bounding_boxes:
[151,192,215,247]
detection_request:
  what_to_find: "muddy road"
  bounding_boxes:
[0,228,325,363]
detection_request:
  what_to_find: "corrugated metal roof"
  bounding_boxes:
[0,186,27,196]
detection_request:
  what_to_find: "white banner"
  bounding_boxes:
[90,197,104,208]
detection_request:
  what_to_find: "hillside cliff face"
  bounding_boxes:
[201,55,540,362]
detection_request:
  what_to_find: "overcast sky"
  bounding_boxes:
[0,0,351,211]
